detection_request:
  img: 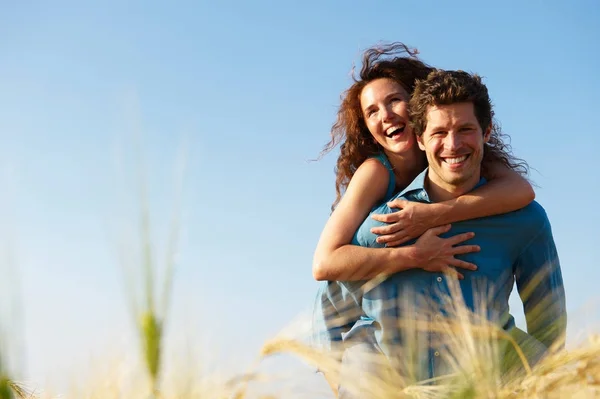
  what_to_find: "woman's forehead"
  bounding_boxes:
[360,78,409,105]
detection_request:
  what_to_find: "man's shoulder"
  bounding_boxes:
[519,200,550,222]
[504,200,551,234]
[459,200,550,232]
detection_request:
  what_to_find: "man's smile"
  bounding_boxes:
[441,154,471,168]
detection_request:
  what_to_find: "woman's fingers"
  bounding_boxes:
[449,258,478,271]
[371,212,400,224]
[371,223,403,236]
[445,232,475,246]
[386,199,410,209]
[451,244,480,255]
[376,231,410,245]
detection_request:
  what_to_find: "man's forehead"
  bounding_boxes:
[425,102,478,127]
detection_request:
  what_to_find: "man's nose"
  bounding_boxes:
[444,132,462,150]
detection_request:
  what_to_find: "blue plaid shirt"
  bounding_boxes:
[313,168,566,380]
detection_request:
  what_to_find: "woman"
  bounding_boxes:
[311,42,533,395]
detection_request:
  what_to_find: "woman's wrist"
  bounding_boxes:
[426,202,448,227]
[391,245,421,272]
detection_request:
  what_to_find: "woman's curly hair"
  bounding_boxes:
[320,42,433,210]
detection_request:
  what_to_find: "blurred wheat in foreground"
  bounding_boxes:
[9,285,599,399]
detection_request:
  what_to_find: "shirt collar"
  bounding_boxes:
[399,167,488,203]
[398,168,429,199]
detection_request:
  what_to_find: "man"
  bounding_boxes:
[333,70,567,393]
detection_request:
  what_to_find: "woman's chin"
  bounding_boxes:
[384,140,417,157]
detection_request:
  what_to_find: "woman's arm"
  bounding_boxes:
[430,163,535,223]
[312,158,403,281]
[371,162,535,246]
[312,160,478,281]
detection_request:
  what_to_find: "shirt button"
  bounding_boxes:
[434,351,440,357]
[436,277,443,283]
[435,314,443,322]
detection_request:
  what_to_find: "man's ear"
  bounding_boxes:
[417,134,426,151]
[483,124,492,143]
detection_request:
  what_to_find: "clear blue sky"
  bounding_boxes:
[1,0,599,393]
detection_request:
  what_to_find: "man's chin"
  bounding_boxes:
[438,169,473,186]
[446,171,481,187]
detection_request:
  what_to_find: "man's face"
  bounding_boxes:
[417,102,491,192]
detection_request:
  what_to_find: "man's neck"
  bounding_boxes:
[424,171,481,203]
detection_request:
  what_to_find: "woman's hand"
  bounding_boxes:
[370,199,438,246]
[412,224,479,279]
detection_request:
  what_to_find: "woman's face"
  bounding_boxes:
[360,78,417,156]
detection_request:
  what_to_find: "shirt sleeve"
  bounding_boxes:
[513,216,567,350]
[312,281,360,361]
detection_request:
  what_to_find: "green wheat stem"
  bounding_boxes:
[124,126,187,396]
[0,376,13,399]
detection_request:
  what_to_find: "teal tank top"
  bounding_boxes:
[348,153,395,246]
[370,152,396,205]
